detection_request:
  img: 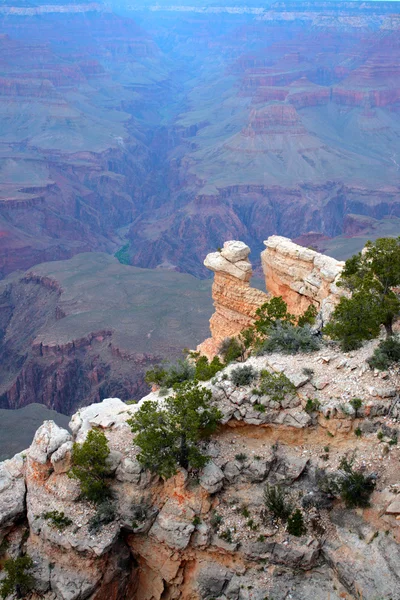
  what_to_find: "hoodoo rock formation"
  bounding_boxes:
[198,241,269,359]
[199,237,345,358]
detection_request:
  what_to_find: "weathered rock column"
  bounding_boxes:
[197,241,269,359]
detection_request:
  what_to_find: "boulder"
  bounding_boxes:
[199,461,224,494]
[204,252,252,282]
[220,241,251,263]
[149,499,195,550]
[197,562,233,599]
[28,422,71,465]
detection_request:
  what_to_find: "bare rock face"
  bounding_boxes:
[261,236,345,320]
[198,241,269,358]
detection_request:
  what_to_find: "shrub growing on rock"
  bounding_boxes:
[0,555,34,599]
[194,355,224,381]
[88,500,116,533]
[145,359,195,388]
[256,322,320,355]
[325,237,400,350]
[42,510,72,531]
[336,455,376,509]
[367,336,400,370]
[253,370,296,405]
[254,296,296,335]
[287,509,307,537]
[264,484,293,521]
[69,429,112,504]
[128,382,222,479]
[230,365,257,387]
[218,337,244,363]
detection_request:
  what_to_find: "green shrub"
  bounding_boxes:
[257,322,320,355]
[88,500,116,533]
[230,365,257,387]
[367,337,400,370]
[305,398,321,414]
[69,429,112,504]
[42,510,72,531]
[247,518,258,531]
[219,528,233,543]
[350,398,363,416]
[325,238,400,347]
[241,505,250,518]
[263,484,293,521]
[194,355,224,381]
[0,555,34,599]
[218,337,244,363]
[336,456,376,508]
[128,382,222,479]
[235,453,247,462]
[297,304,318,327]
[355,427,362,438]
[210,511,223,530]
[145,359,195,388]
[254,370,296,405]
[254,297,295,335]
[287,509,307,537]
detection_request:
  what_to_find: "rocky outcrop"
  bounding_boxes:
[1,335,400,600]
[261,235,345,320]
[199,237,344,358]
[198,241,269,358]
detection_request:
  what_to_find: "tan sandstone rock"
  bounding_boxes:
[198,241,269,358]
[199,236,345,359]
[261,235,345,318]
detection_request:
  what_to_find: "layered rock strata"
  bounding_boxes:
[261,235,345,319]
[199,237,345,358]
[198,241,269,358]
[1,338,400,600]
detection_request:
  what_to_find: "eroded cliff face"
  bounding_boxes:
[261,236,345,318]
[1,338,400,600]
[198,237,344,359]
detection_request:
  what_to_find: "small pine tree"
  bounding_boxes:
[254,297,296,335]
[287,509,307,537]
[325,238,400,349]
[264,484,293,521]
[128,382,222,479]
[69,429,111,504]
[218,337,244,363]
[336,455,376,508]
[0,555,34,599]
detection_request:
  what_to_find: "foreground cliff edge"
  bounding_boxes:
[1,238,400,600]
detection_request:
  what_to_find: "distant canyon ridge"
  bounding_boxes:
[1,0,400,279]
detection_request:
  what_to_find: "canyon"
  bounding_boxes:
[1,0,400,279]
[0,252,212,415]
[1,0,400,452]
